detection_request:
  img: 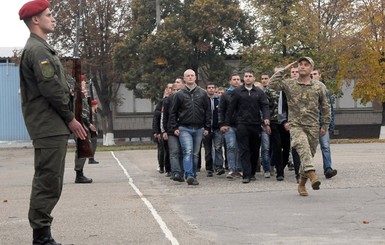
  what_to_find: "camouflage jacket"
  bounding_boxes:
[263,86,281,123]
[269,69,331,130]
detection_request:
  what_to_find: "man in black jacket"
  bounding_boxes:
[162,78,185,182]
[223,69,270,183]
[169,69,211,185]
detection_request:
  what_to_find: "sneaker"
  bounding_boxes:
[276,175,284,181]
[173,173,184,182]
[226,171,234,179]
[270,168,275,176]
[165,172,171,177]
[242,177,250,184]
[207,170,213,177]
[192,178,199,185]
[187,176,199,185]
[325,169,337,179]
[216,168,225,175]
[250,175,256,181]
[264,171,271,178]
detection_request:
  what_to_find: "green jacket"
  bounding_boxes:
[19,33,74,140]
[269,69,331,131]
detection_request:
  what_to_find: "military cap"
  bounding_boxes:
[297,57,315,67]
[19,0,50,20]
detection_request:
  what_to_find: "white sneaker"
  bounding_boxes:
[264,171,271,178]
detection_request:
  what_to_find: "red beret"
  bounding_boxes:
[19,0,51,20]
[91,100,98,106]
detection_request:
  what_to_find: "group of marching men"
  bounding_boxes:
[153,57,337,196]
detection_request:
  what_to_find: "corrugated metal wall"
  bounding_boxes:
[0,61,30,141]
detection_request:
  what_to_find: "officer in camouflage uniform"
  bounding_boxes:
[19,1,86,244]
[269,57,331,196]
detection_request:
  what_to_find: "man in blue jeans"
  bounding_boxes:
[169,69,211,185]
[311,70,337,179]
[219,73,242,179]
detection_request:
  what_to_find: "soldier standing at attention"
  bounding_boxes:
[19,0,87,244]
[269,57,331,196]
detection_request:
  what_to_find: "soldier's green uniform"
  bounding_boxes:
[20,33,74,230]
[269,69,331,174]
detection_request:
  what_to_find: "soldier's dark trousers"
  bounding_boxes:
[29,135,68,229]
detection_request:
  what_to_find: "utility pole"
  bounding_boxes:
[156,0,161,29]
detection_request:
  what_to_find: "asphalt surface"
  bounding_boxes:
[1,143,385,245]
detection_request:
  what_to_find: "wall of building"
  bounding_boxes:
[0,60,30,141]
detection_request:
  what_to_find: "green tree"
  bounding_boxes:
[51,0,131,145]
[114,0,256,102]
[241,0,353,96]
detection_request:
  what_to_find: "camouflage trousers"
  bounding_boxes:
[290,126,319,175]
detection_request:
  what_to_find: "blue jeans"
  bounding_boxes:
[168,135,183,175]
[261,127,271,172]
[319,130,332,173]
[178,126,204,178]
[223,127,240,172]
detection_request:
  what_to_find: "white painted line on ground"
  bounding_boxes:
[110,151,180,245]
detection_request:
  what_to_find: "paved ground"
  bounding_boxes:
[1,143,385,245]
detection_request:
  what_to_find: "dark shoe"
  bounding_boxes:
[186,176,199,185]
[276,175,284,181]
[250,175,256,181]
[75,175,93,184]
[173,173,184,182]
[207,170,213,177]
[216,168,225,175]
[88,159,99,164]
[295,174,300,184]
[325,169,337,179]
[33,227,61,245]
[165,172,172,177]
[242,177,250,184]
[159,169,165,174]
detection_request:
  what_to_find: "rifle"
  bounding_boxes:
[73,0,93,159]
[88,80,98,138]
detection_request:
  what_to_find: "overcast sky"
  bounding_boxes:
[0,0,36,48]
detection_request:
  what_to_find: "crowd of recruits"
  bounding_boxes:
[153,57,337,195]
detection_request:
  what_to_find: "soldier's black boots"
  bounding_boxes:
[75,170,93,184]
[88,158,99,164]
[33,227,61,245]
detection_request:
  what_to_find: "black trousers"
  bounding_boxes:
[270,124,291,177]
[236,124,261,178]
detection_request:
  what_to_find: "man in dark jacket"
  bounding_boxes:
[162,78,185,182]
[169,69,211,185]
[19,1,86,244]
[223,69,270,183]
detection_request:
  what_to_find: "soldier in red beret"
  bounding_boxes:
[19,1,87,244]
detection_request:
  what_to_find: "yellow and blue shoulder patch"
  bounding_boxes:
[39,58,54,78]
[40,58,49,65]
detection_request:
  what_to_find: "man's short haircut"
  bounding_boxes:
[231,72,240,78]
[206,82,217,88]
[243,68,255,75]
